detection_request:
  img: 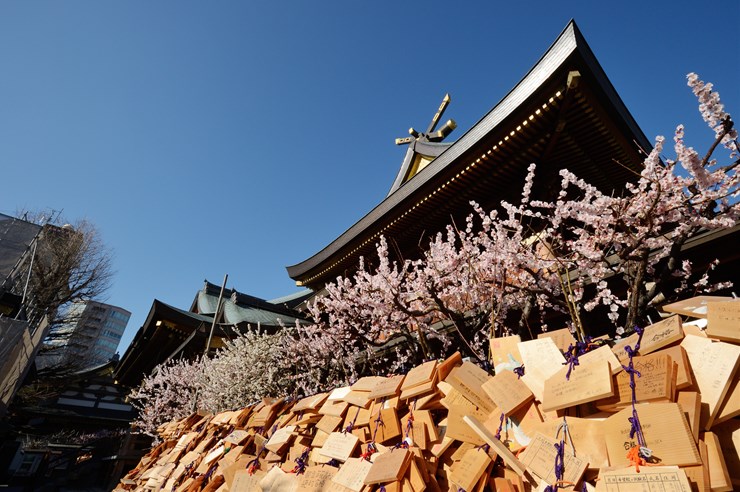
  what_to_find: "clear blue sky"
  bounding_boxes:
[1,1,738,354]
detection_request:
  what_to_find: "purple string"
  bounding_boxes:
[513,365,525,378]
[404,398,417,439]
[202,462,218,482]
[344,405,361,434]
[622,326,648,451]
[544,441,565,492]
[563,337,603,380]
[292,447,311,475]
[370,398,386,443]
[246,423,278,474]
[563,340,586,380]
[494,412,505,441]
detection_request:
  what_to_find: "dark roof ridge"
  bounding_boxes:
[286,20,650,283]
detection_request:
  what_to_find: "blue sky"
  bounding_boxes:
[1,1,738,354]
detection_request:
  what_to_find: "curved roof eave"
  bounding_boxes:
[286,19,651,284]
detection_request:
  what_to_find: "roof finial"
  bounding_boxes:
[395,94,457,145]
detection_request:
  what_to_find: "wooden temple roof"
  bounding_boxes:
[114,299,215,387]
[287,20,653,290]
[115,281,308,387]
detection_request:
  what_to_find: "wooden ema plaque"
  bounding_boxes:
[602,403,700,467]
[444,362,496,413]
[712,419,740,488]
[446,405,487,445]
[492,400,544,453]
[449,447,492,492]
[399,377,436,401]
[316,415,342,435]
[368,375,405,400]
[654,345,693,390]
[682,440,710,492]
[319,432,359,462]
[371,407,402,443]
[364,448,412,484]
[706,299,740,343]
[296,466,338,492]
[530,417,608,470]
[410,419,427,449]
[481,368,534,415]
[265,425,296,453]
[352,376,387,392]
[312,429,330,448]
[538,328,577,353]
[595,353,675,411]
[681,334,740,429]
[676,391,701,443]
[440,385,478,413]
[612,315,684,362]
[414,409,439,442]
[715,372,740,425]
[406,457,427,492]
[342,391,372,409]
[230,468,265,492]
[662,295,733,318]
[518,432,588,487]
[463,415,528,477]
[332,457,373,491]
[344,407,371,430]
[293,393,329,412]
[401,360,437,391]
[595,466,692,492]
[578,345,621,375]
[329,386,352,401]
[490,335,522,373]
[319,399,349,417]
[518,337,566,402]
[541,359,613,413]
[703,432,733,492]
[436,351,463,382]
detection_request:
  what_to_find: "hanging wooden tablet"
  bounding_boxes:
[538,328,577,354]
[518,432,588,487]
[596,466,692,492]
[296,466,338,492]
[530,417,608,470]
[489,334,523,373]
[663,295,733,318]
[319,432,359,462]
[332,457,373,492]
[595,353,674,411]
[448,447,492,492]
[681,334,740,429]
[518,337,566,402]
[444,362,496,414]
[541,359,613,413]
[364,448,412,484]
[706,299,740,342]
[612,315,684,362]
[602,403,699,467]
[704,432,733,492]
[481,368,534,415]
[368,375,405,400]
[714,372,740,425]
